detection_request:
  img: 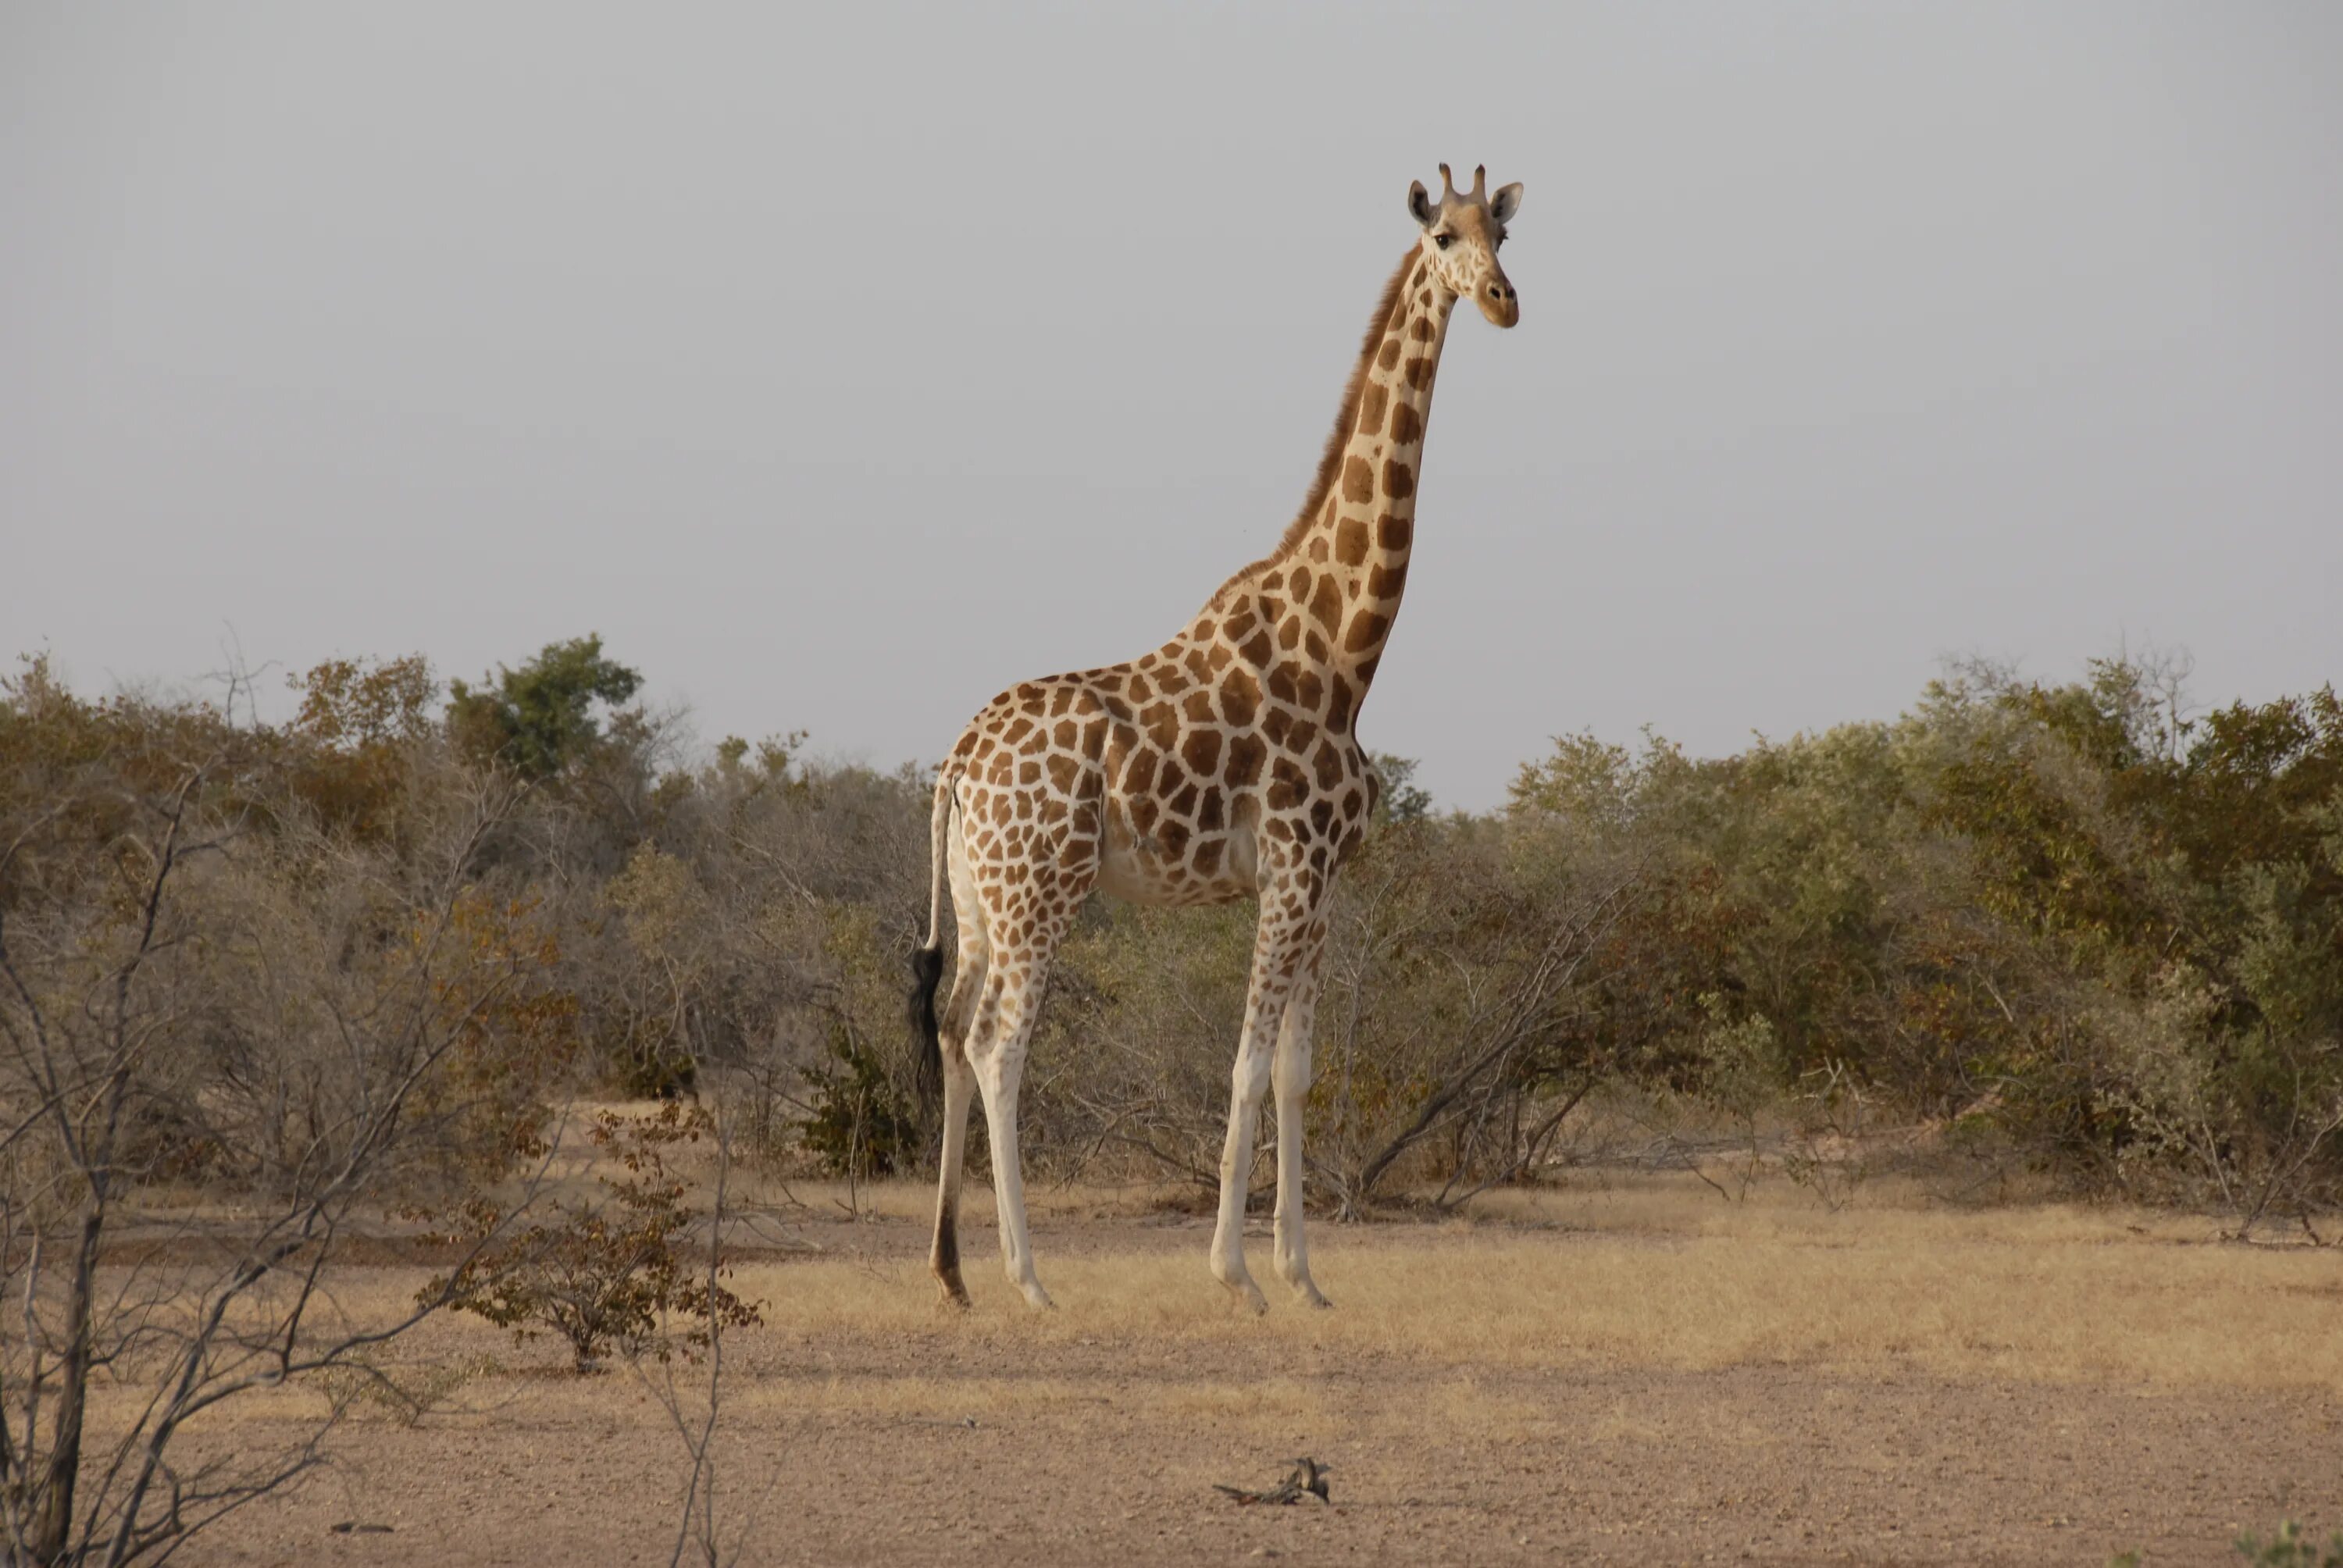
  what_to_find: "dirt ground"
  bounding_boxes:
[165,1180,2343,1567]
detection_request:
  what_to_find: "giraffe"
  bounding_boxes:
[910,163,1524,1312]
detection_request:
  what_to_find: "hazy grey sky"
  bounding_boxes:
[5,4,2338,808]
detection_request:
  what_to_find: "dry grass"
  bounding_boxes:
[711,1174,2343,1396]
[106,1169,2343,1438]
[73,1158,2340,1566]
[79,1171,2343,1568]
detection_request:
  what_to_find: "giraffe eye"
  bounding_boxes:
[1434,233,1452,250]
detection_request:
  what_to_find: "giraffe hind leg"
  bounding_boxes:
[966,847,1093,1310]
[937,731,1100,1310]
[930,813,989,1306]
[929,968,982,1306]
[969,939,1057,1310]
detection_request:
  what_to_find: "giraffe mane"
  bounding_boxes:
[1203,247,1417,611]
[1275,246,1417,559]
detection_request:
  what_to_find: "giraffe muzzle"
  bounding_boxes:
[1477,275,1520,328]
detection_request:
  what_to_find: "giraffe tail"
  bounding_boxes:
[908,768,956,1118]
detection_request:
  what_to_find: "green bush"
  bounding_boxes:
[2237,1520,2343,1567]
[800,1023,921,1178]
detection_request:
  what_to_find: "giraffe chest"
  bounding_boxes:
[947,655,1378,914]
[1093,711,1372,907]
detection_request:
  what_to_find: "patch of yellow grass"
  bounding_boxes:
[727,1183,2343,1395]
[93,1172,2342,1441]
[717,1174,1187,1226]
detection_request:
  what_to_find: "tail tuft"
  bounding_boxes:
[908,943,945,1117]
[911,768,957,1135]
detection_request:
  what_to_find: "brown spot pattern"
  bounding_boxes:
[921,227,1462,1311]
[1307,574,1343,633]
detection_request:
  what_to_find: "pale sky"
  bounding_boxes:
[5,4,2338,808]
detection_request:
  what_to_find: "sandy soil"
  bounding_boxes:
[162,1188,2343,1567]
[181,1349,2337,1567]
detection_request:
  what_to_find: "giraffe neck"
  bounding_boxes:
[1189,247,1455,730]
[1297,246,1454,693]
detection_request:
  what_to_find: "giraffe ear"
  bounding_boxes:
[1489,182,1524,225]
[1407,180,1436,230]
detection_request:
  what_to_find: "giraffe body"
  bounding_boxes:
[916,165,1524,1311]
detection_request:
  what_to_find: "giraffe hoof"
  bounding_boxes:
[1225,1281,1269,1317]
[1295,1283,1333,1310]
[936,1283,972,1312]
[1018,1284,1056,1310]
[934,1264,971,1310]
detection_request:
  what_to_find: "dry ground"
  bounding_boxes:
[148,1174,2341,1567]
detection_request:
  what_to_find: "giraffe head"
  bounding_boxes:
[1407,163,1523,327]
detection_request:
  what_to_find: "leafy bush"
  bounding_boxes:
[445,634,642,782]
[799,1023,921,1178]
[9,636,2338,1215]
[423,1105,763,1372]
[2237,1520,2343,1567]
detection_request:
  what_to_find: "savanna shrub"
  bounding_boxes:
[423,1104,762,1372]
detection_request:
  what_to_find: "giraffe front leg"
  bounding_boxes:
[1210,1035,1274,1315]
[1211,912,1307,1314]
[1271,932,1331,1309]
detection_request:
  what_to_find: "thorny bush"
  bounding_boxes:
[421,1104,765,1372]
